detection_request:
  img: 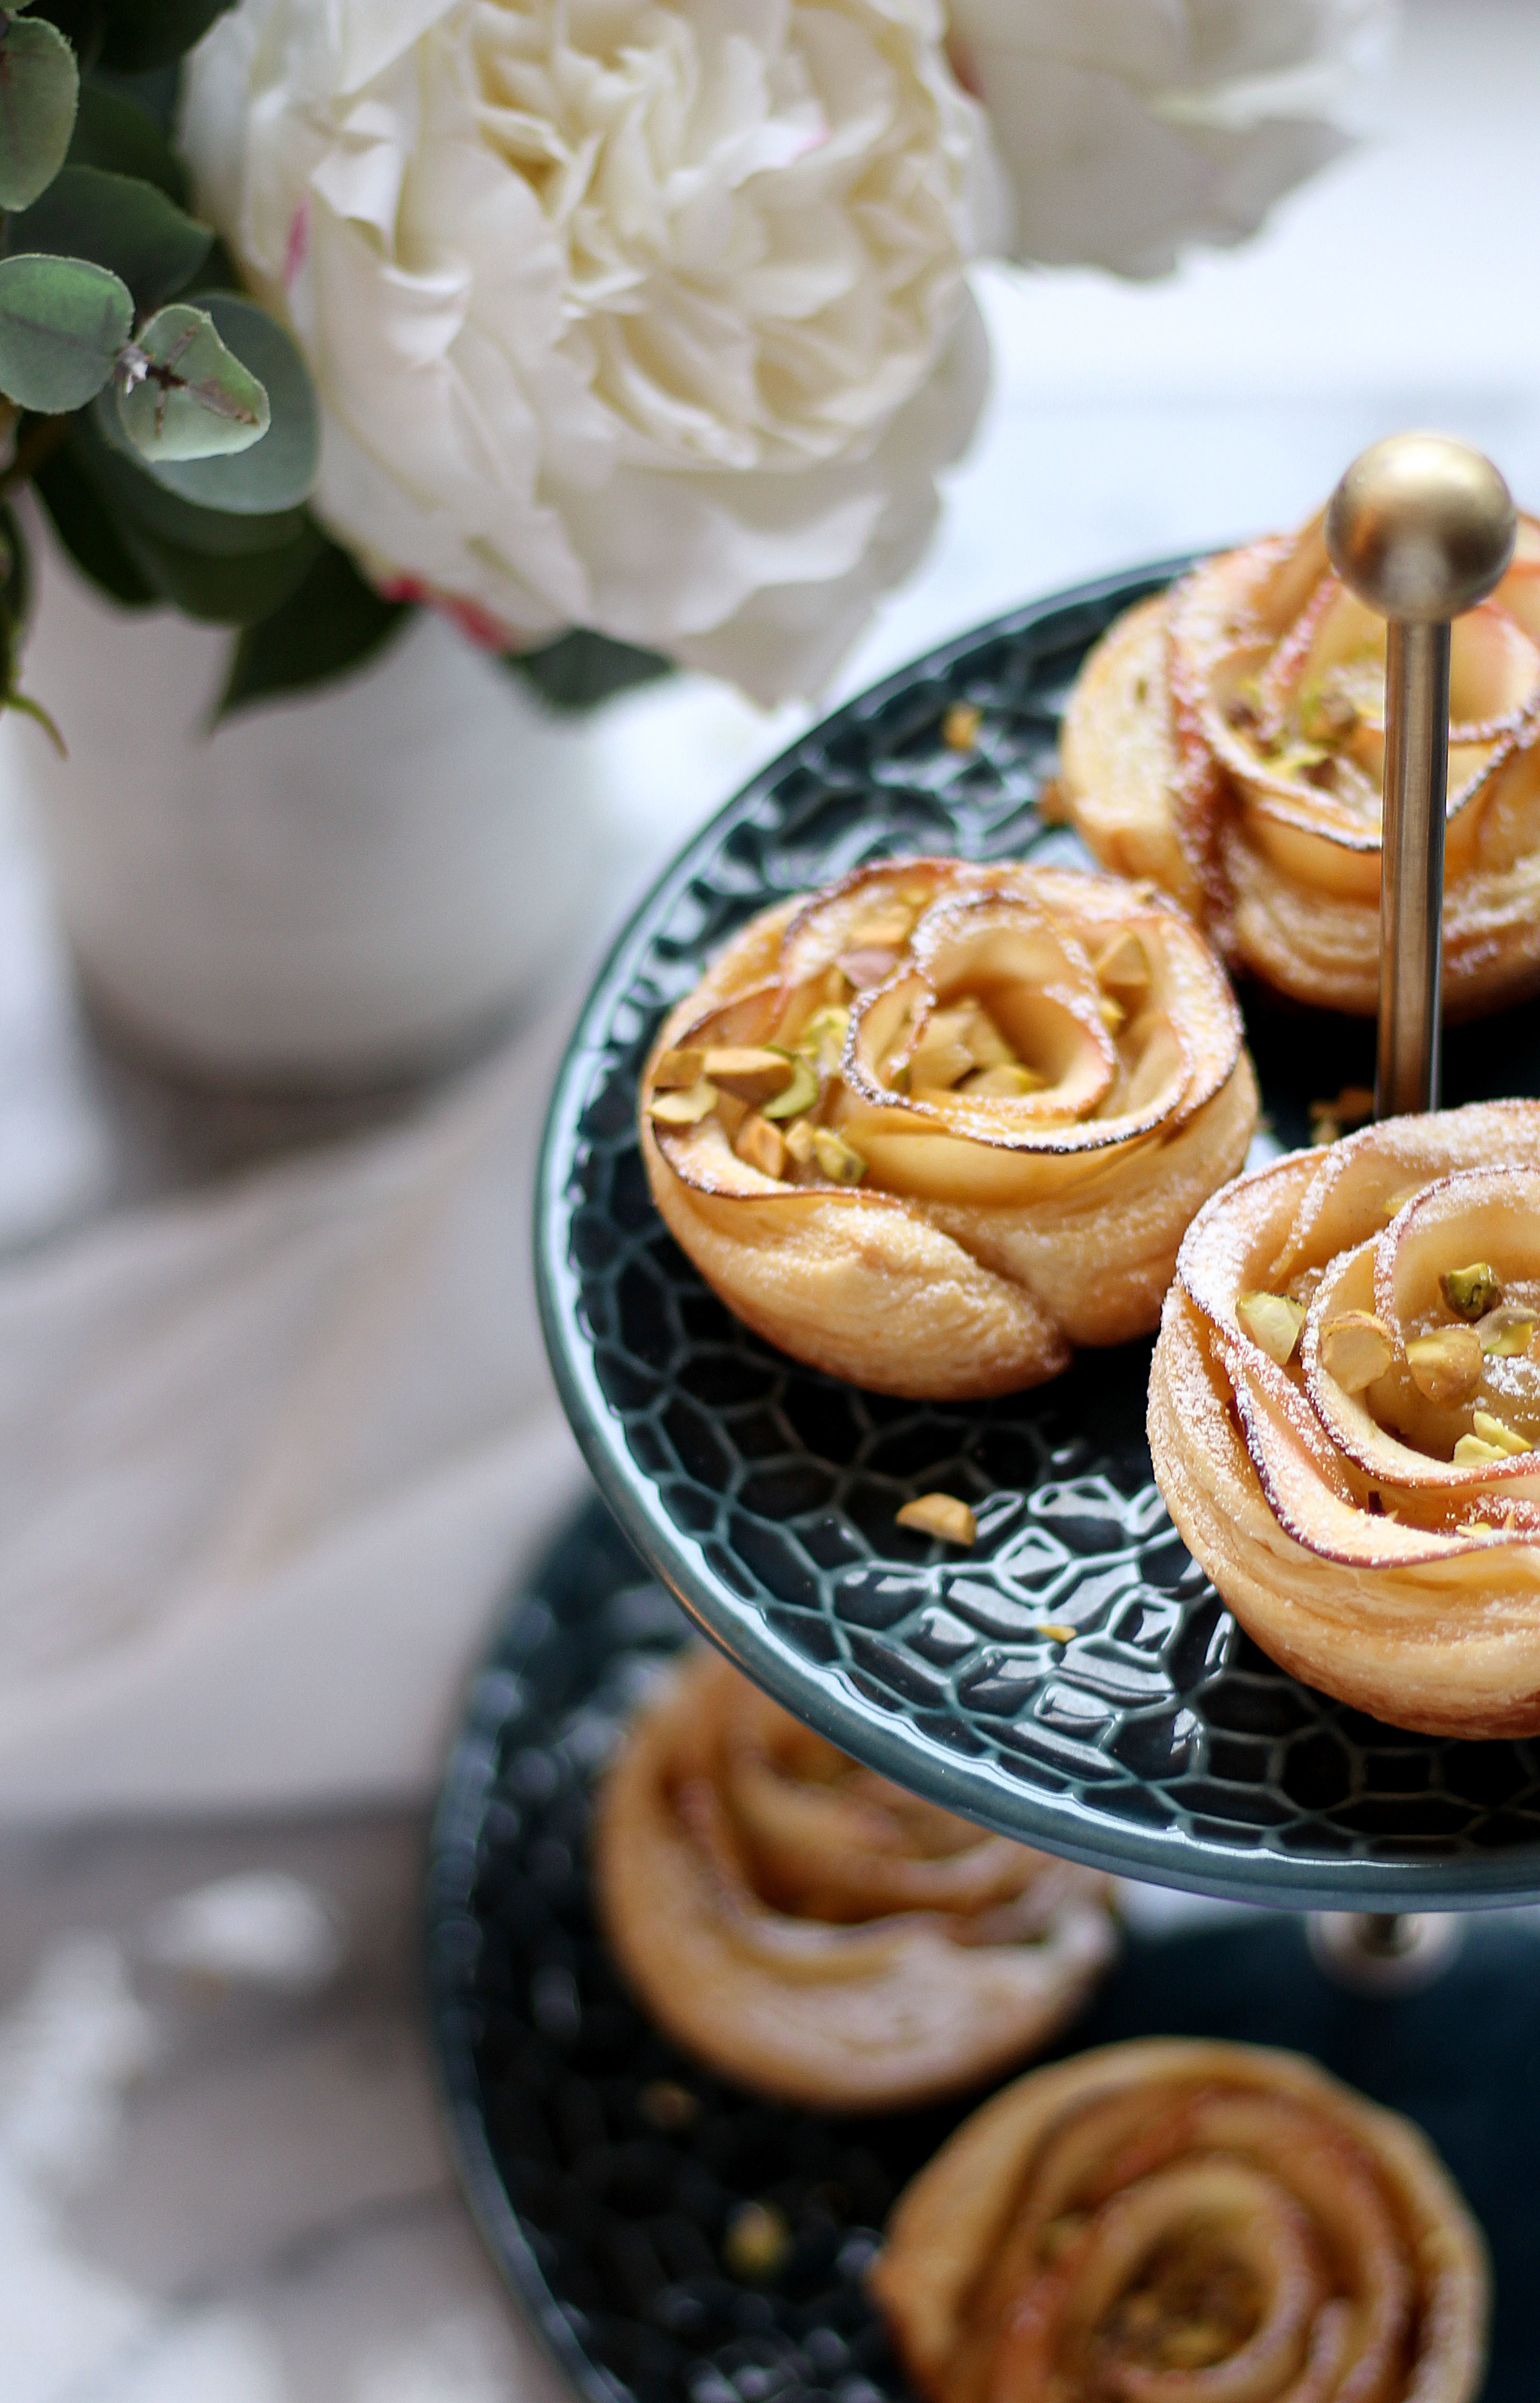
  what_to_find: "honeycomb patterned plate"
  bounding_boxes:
[535,561,1540,1913]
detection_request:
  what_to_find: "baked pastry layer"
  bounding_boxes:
[871,2036,1488,2403]
[1061,508,1540,1016]
[639,856,1256,1398]
[593,1650,1115,2113]
[1150,1100,1540,1736]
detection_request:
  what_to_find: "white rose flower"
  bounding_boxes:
[946,0,1396,279]
[180,0,999,704]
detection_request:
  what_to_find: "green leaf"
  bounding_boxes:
[98,0,235,72]
[0,12,78,211]
[141,294,317,511]
[115,299,269,461]
[216,540,410,719]
[506,626,673,712]
[77,403,309,555]
[8,165,212,311]
[32,433,157,606]
[0,250,131,410]
[117,512,320,623]
[67,82,189,205]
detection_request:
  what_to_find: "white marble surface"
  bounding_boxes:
[2,1,1538,2394]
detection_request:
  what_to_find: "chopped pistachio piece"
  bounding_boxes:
[782,1116,817,1166]
[1441,1261,1501,1321]
[1472,1410,1531,1457]
[760,1051,819,1120]
[810,1126,865,1184]
[702,1044,795,1104]
[733,1111,786,1180]
[1237,1291,1307,1366]
[1092,929,1151,1004]
[723,2201,791,2282]
[1298,681,1360,744]
[1308,1085,1374,1146]
[1478,1303,1538,1358]
[1320,1310,1394,1393]
[795,1005,850,1076]
[648,1078,718,1126]
[1406,1325,1483,1404]
[1455,1434,1513,1467]
[962,1063,1047,1097]
[896,1491,976,1545]
[942,700,982,750]
[653,1045,706,1090]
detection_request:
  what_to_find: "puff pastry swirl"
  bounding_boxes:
[593,1651,1116,2112]
[871,2037,1487,2403]
[1150,1100,1540,1735]
[1061,507,1540,1016]
[639,857,1256,1398]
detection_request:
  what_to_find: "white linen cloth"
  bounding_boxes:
[0,1018,590,1816]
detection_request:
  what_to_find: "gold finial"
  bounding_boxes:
[1326,431,1515,622]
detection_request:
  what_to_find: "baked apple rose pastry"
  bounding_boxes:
[1061,503,1540,1016]
[1150,1100,1540,1736]
[593,1652,1115,2113]
[871,2038,1488,2403]
[640,858,1256,1398]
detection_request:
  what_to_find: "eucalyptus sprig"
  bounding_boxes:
[0,0,667,742]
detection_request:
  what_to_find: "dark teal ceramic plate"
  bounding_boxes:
[534,561,1540,1911]
[427,1501,1536,2403]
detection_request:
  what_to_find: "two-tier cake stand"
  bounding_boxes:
[427,441,1540,2403]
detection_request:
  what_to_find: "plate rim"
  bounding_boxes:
[534,559,1540,1915]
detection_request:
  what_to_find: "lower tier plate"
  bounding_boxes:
[426,1502,1538,2403]
[535,561,1540,1908]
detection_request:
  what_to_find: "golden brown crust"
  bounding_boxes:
[871,2038,1488,2403]
[1148,1102,1540,1736]
[1061,510,1540,1018]
[639,856,1256,1398]
[593,1652,1116,2113]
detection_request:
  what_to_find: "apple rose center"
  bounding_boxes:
[1240,1167,1540,1467]
[648,881,1163,1193]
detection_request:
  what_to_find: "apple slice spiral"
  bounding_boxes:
[871,2038,1487,2403]
[593,1651,1116,2112]
[1061,506,1540,1016]
[639,857,1256,1398]
[1150,1100,1540,1735]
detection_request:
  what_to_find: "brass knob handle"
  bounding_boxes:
[1325,434,1517,1119]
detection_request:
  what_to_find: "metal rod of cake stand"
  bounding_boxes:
[1376,618,1449,1117]
[1305,433,1516,1991]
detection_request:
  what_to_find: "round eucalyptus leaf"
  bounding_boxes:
[0,13,79,211]
[8,164,212,312]
[140,294,319,511]
[76,408,309,567]
[116,300,270,462]
[0,252,131,412]
[77,403,310,557]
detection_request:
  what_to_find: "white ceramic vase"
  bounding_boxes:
[14,517,612,1088]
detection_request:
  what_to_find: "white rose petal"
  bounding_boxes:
[181,0,998,704]
[947,0,1398,279]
